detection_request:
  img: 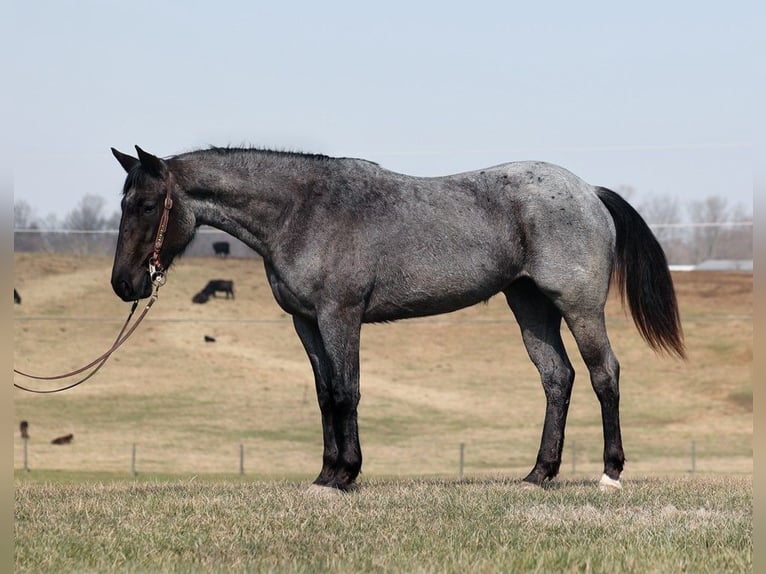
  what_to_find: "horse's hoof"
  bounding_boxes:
[306,484,345,497]
[598,473,622,491]
[519,480,542,490]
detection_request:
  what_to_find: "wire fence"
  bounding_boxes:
[13,221,753,266]
[14,435,751,480]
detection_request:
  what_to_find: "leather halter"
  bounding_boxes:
[13,171,176,393]
[148,171,175,286]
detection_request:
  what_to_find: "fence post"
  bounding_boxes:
[571,441,576,474]
[459,443,465,481]
[131,443,137,477]
[690,440,696,475]
[239,443,245,476]
[23,437,29,472]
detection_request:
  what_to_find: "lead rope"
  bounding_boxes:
[13,171,174,394]
[13,275,164,394]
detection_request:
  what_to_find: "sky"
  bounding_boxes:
[7,1,760,224]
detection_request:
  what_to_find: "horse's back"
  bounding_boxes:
[357,161,616,321]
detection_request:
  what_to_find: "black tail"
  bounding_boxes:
[596,187,685,358]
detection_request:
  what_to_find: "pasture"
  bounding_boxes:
[14,476,752,573]
[14,253,752,571]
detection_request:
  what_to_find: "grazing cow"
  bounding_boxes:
[14,289,21,304]
[192,279,235,303]
[192,291,210,304]
[212,241,230,257]
[51,433,74,445]
[204,335,216,342]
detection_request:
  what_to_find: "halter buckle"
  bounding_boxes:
[148,261,166,289]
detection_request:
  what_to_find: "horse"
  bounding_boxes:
[110,145,684,492]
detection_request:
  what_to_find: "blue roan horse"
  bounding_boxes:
[110,146,684,492]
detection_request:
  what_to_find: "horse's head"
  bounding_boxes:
[110,146,195,301]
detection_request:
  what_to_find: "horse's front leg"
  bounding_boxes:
[293,308,363,491]
[316,305,364,489]
[292,316,338,486]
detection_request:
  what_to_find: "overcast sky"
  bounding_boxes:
[8,1,759,223]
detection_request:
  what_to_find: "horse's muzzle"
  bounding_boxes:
[112,271,152,301]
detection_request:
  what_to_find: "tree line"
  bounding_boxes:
[14,190,753,265]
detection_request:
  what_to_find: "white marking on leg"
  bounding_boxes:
[598,473,622,491]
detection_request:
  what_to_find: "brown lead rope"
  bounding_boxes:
[13,171,175,394]
[13,286,160,394]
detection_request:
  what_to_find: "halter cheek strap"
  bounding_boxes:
[148,172,175,286]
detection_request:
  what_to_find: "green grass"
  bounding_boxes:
[15,476,751,573]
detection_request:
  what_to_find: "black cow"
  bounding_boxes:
[212,241,230,257]
[192,279,235,303]
[51,433,74,445]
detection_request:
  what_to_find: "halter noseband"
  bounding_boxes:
[148,171,175,287]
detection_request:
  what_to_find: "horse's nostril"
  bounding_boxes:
[118,279,134,299]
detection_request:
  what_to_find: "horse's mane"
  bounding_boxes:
[121,146,379,195]
[202,145,333,162]
[186,146,379,167]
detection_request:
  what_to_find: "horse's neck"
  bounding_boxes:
[178,152,309,257]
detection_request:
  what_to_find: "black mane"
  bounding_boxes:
[196,145,333,162]
[187,145,379,167]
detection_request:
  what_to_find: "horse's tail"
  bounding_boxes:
[595,187,685,358]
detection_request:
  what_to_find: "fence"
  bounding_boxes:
[13,227,258,258]
[13,221,753,265]
[14,435,751,480]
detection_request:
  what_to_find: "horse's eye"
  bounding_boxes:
[143,204,156,215]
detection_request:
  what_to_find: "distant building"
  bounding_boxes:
[693,260,752,272]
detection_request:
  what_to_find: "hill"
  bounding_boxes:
[13,253,752,481]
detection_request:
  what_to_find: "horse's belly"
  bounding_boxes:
[362,263,514,322]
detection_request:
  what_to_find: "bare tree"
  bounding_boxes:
[64,194,111,231]
[714,203,753,261]
[688,195,730,263]
[636,193,686,264]
[637,193,681,237]
[13,200,45,252]
[14,199,34,229]
[59,194,118,255]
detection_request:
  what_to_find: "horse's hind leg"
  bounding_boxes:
[561,306,625,489]
[505,279,575,485]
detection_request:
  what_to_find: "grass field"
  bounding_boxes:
[14,475,752,573]
[13,253,753,572]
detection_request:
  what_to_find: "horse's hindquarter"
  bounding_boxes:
[503,164,617,309]
[365,163,617,319]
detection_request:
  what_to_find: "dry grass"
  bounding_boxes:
[13,253,752,480]
[14,475,752,573]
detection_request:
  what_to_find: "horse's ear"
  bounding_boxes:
[111,148,139,173]
[135,146,166,178]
